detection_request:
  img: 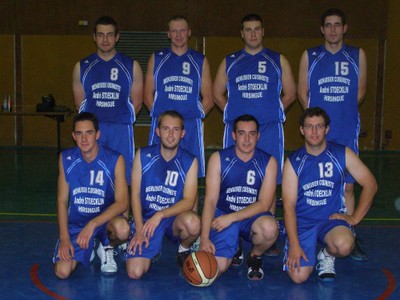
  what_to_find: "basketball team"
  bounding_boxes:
[52,8,378,284]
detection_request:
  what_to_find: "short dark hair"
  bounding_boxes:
[321,8,346,26]
[157,110,185,130]
[168,15,189,28]
[73,112,99,132]
[241,14,263,29]
[233,114,260,132]
[299,107,330,127]
[94,16,119,34]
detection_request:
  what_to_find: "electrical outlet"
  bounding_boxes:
[385,130,392,139]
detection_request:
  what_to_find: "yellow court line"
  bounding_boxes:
[0,212,56,217]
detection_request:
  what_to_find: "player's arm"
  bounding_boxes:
[280,54,297,110]
[77,156,129,249]
[297,50,310,110]
[358,48,367,104]
[72,62,85,111]
[200,57,214,115]
[143,54,156,111]
[330,148,377,225]
[282,158,307,273]
[56,154,74,261]
[128,149,148,253]
[131,60,144,115]
[213,58,228,111]
[200,152,221,254]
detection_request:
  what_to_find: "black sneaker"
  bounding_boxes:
[350,238,368,262]
[176,250,191,269]
[231,240,244,266]
[247,254,264,280]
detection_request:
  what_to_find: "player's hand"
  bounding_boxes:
[127,232,149,255]
[286,243,308,274]
[211,215,233,232]
[329,213,357,226]
[76,221,96,249]
[142,212,162,239]
[58,239,74,261]
[199,238,216,255]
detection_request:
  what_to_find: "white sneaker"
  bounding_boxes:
[97,243,117,274]
[316,248,336,281]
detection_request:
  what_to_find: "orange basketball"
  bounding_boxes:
[183,251,219,287]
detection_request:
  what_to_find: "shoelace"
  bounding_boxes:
[317,256,335,272]
[249,257,262,270]
[104,248,116,263]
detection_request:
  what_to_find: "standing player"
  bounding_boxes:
[297,8,368,261]
[199,114,279,280]
[73,16,143,185]
[282,108,377,283]
[53,112,130,278]
[213,13,296,188]
[125,110,200,280]
[144,15,213,178]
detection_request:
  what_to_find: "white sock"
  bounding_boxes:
[178,244,189,253]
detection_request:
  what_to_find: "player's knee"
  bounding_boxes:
[54,264,72,279]
[287,270,310,284]
[182,213,201,235]
[126,263,146,280]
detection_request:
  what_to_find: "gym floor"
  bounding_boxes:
[0,148,399,299]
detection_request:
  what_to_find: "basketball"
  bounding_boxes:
[183,251,219,287]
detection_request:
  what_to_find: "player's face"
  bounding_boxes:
[300,116,329,148]
[241,20,264,51]
[168,20,191,49]
[156,116,185,150]
[94,24,119,54]
[233,121,259,155]
[321,15,347,46]
[72,120,100,155]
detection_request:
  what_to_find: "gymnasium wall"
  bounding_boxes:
[0,0,397,150]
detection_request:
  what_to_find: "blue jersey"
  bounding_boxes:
[62,145,119,227]
[288,142,347,222]
[150,48,205,119]
[217,146,272,213]
[79,52,136,124]
[139,145,196,220]
[307,44,360,140]
[224,48,285,124]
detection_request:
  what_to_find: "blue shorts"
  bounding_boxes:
[52,222,108,267]
[224,121,284,184]
[125,217,178,260]
[210,208,274,258]
[282,219,352,270]
[98,122,134,184]
[149,117,205,178]
[327,137,358,184]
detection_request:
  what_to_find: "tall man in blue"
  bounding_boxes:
[297,8,368,261]
[53,112,130,279]
[282,108,377,283]
[199,114,279,281]
[144,15,213,178]
[73,16,144,185]
[213,13,296,188]
[125,110,200,280]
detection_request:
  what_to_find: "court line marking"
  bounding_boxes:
[376,268,396,300]
[30,263,66,300]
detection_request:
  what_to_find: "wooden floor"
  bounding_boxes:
[0,148,399,299]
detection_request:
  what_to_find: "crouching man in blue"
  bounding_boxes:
[282,107,377,283]
[200,114,279,280]
[53,112,130,278]
[125,110,200,279]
